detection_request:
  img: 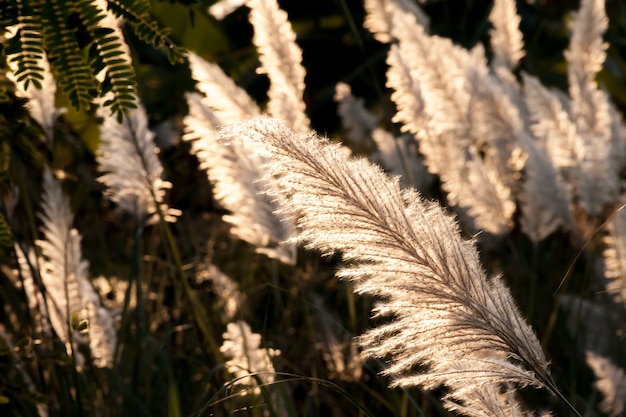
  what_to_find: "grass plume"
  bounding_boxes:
[220,117,558,415]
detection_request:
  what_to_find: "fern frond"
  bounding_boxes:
[41,0,95,112]
[0,0,19,29]
[246,0,310,133]
[78,0,137,122]
[106,0,186,64]
[183,92,296,265]
[96,94,180,224]
[489,0,525,71]
[220,118,554,415]
[0,212,12,250]
[5,2,46,92]
[7,41,64,141]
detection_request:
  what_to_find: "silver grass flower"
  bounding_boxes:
[370,0,572,240]
[586,352,626,417]
[522,73,583,178]
[311,295,363,383]
[385,40,515,234]
[208,0,246,20]
[183,92,297,265]
[15,244,52,337]
[489,0,525,71]
[603,198,626,306]
[36,169,116,368]
[371,130,431,191]
[220,118,556,415]
[368,1,523,235]
[465,67,573,241]
[220,320,280,396]
[246,0,310,133]
[195,260,245,323]
[187,52,260,124]
[363,0,430,43]
[334,82,431,190]
[565,0,618,214]
[334,82,379,151]
[96,95,180,224]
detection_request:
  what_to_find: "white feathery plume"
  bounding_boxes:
[195,260,245,323]
[5,25,64,142]
[382,10,475,147]
[333,82,430,190]
[385,40,515,234]
[187,52,260,124]
[183,92,297,264]
[363,0,430,43]
[493,65,527,121]
[334,82,379,151]
[466,67,573,241]
[208,0,247,20]
[91,275,130,319]
[489,0,525,71]
[246,0,310,133]
[37,169,84,359]
[15,243,52,337]
[517,141,574,242]
[465,54,524,192]
[36,169,116,368]
[586,352,626,417]
[443,371,551,417]
[602,198,626,306]
[220,320,281,396]
[96,95,180,224]
[220,118,557,415]
[371,130,432,191]
[564,0,617,214]
[522,73,583,177]
[311,295,363,383]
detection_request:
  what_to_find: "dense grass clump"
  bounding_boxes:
[2,0,626,416]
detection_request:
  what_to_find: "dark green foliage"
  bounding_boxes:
[41,0,96,112]
[5,1,45,91]
[1,0,185,121]
[107,0,187,64]
[0,213,13,251]
[76,0,138,122]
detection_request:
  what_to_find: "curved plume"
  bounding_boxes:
[220,118,556,415]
